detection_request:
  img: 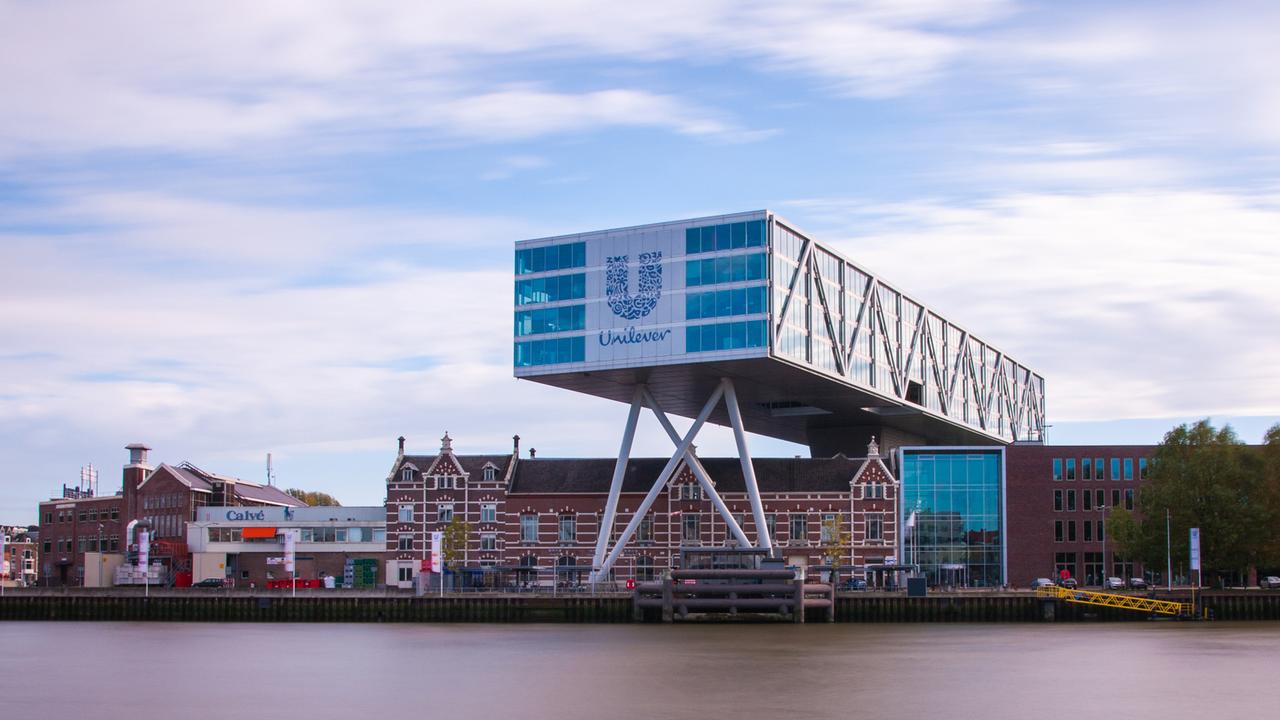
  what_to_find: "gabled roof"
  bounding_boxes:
[508,456,869,494]
[401,454,514,480]
[142,462,304,506]
[852,455,894,484]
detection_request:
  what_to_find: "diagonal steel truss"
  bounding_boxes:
[590,378,773,584]
[770,223,1045,442]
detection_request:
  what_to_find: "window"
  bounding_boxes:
[398,566,414,583]
[1052,458,1063,481]
[789,514,808,544]
[1111,458,1121,481]
[398,535,413,551]
[398,504,413,523]
[1067,521,1077,542]
[682,514,701,545]
[401,467,413,483]
[515,241,586,275]
[765,514,777,540]
[820,514,839,543]
[1066,490,1076,512]
[109,536,119,552]
[684,221,767,255]
[43,540,51,553]
[514,304,586,336]
[481,534,497,551]
[1095,458,1104,481]
[1082,459,1092,481]
[436,476,452,490]
[866,482,884,500]
[1139,458,1148,480]
[1084,521,1093,542]
[484,467,497,482]
[636,515,653,544]
[513,336,586,367]
[867,514,883,541]
[1124,488,1134,511]
[1124,458,1134,480]
[521,514,538,543]
[685,320,768,353]
[111,508,119,521]
[481,504,497,523]
[1112,489,1121,508]
[1095,489,1105,509]
[1054,489,1063,512]
[1083,491,1092,511]
[1097,520,1105,542]
[514,273,586,306]
[679,484,701,501]
[1055,521,1064,542]
[559,515,576,543]
[635,555,655,582]
[438,504,454,523]
[1065,458,1076,481]
[44,512,52,523]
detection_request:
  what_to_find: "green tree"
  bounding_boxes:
[820,515,853,583]
[285,488,342,506]
[440,515,471,574]
[1112,419,1270,583]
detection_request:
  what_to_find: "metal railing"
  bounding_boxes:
[1034,584,1194,617]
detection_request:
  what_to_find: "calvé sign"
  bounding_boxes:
[224,509,267,522]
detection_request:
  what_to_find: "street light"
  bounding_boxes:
[1098,504,1107,588]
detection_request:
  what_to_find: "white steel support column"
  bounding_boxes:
[591,386,645,581]
[723,378,773,553]
[595,382,726,580]
[640,387,751,549]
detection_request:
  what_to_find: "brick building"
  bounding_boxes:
[1005,444,1154,586]
[38,444,305,586]
[385,433,898,589]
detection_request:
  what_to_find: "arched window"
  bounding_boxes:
[635,555,655,582]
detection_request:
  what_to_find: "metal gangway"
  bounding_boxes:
[1035,585,1195,618]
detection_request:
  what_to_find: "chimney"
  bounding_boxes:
[398,436,406,457]
[529,448,536,458]
[513,434,521,455]
[123,443,152,523]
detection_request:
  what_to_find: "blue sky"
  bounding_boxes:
[2,1,1278,521]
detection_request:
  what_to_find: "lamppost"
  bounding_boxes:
[97,522,104,587]
[1098,504,1107,588]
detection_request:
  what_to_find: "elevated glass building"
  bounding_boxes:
[513,210,1045,456]
[899,447,1006,586]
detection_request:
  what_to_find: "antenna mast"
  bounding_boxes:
[266,453,276,486]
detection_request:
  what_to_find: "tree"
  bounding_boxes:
[1111,419,1271,584]
[439,515,471,576]
[285,488,342,506]
[820,515,853,584]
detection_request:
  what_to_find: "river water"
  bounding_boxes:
[3,622,1277,719]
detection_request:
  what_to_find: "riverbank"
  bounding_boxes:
[4,589,1279,622]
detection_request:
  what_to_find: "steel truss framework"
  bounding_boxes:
[590,378,773,584]
[772,219,1045,443]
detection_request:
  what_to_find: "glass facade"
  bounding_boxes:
[685,220,766,254]
[514,304,586,336]
[900,449,1004,587]
[685,320,767,353]
[514,273,585,306]
[515,241,586,275]
[513,336,585,367]
[685,286,767,320]
[685,253,767,287]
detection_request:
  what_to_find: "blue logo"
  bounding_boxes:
[606,251,662,320]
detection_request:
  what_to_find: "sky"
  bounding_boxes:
[2,1,1278,522]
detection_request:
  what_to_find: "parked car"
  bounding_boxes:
[1057,577,1078,589]
[1128,577,1149,590]
[1260,576,1280,589]
[192,577,225,588]
[1104,576,1126,590]
[1031,578,1055,589]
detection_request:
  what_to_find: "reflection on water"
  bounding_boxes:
[2,622,1277,720]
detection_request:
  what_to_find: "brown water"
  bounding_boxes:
[3,622,1278,719]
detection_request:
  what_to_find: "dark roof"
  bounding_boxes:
[232,482,307,507]
[176,463,305,506]
[508,456,868,494]
[401,454,514,480]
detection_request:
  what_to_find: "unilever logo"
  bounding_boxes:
[600,250,670,347]
[605,251,662,320]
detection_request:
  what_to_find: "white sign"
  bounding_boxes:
[137,529,150,573]
[884,556,897,566]
[1189,527,1201,571]
[266,557,285,565]
[283,529,299,573]
[430,531,443,573]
